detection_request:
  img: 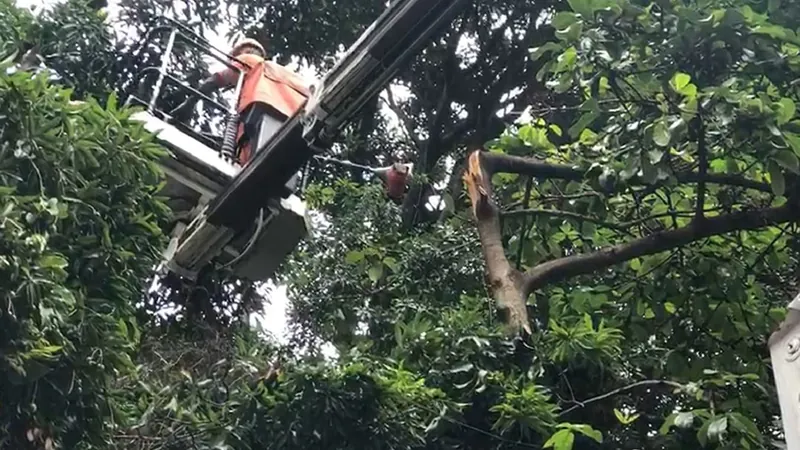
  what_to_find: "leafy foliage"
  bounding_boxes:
[0,66,167,447]
[2,0,800,449]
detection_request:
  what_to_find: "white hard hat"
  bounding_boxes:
[232,38,265,56]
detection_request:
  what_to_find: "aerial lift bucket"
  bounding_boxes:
[127,0,468,282]
[125,16,310,282]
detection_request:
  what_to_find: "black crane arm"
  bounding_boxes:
[204,0,469,230]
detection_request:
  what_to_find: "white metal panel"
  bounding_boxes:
[131,111,238,178]
[130,110,311,282]
[769,294,800,450]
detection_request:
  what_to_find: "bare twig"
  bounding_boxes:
[515,177,534,270]
[560,379,684,416]
[383,88,422,150]
[695,111,707,221]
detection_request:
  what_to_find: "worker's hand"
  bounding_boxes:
[169,100,195,123]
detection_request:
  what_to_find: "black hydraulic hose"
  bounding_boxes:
[221,112,239,161]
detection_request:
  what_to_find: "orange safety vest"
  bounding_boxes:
[214,53,311,165]
[386,165,409,201]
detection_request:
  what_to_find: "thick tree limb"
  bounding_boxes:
[464,150,798,334]
[481,152,771,193]
[464,151,530,334]
[522,203,800,295]
[383,88,422,151]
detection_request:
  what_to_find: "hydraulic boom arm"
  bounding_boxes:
[204,0,469,231]
[150,0,470,282]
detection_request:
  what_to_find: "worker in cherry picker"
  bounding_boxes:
[170,38,313,166]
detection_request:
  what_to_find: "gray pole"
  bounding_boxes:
[769,294,800,449]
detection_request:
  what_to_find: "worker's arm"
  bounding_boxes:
[169,62,244,120]
[169,76,214,120]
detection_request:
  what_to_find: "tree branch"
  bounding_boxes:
[502,208,630,234]
[383,87,422,151]
[515,177,534,270]
[464,149,793,334]
[522,204,800,294]
[695,112,707,221]
[481,152,771,193]
[559,379,684,417]
[464,151,530,334]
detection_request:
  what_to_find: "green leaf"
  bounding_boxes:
[670,73,691,93]
[670,72,697,97]
[165,397,179,412]
[653,121,670,147]
[107,92,117,112]
[368,264,384,283]
[572,424,602,443]
[345,251,364,264]
[566,0,612,17]
[117,318,129,340]
[660,414,677,435]
[664,302,676,314]
[1,49,19,67]
[675,411,695,429]
[772,150,800,174]
[569,112,597,138]
[552,12,578,29]
[777,98,796,125]
[707,416,728,442]
[38,255,68,270]
[27,345,63,359]
[751,25,792,42]
[726,157,739,173]
[580,221,596,239]
[768,161,786,196]
[567,0,592,16]
[382,256,399,272]
[568,100,600,138]
[785,132,800,156]
[530,42,562,61]
[209,432,229,450]
[728,413,761,439]
[544,429,575,450]
[555,22,583,42]
[447,363,474,374]
[579,128,599,146]
[555,47,578,72]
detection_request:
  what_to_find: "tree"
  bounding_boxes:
[283,0,800,448]
[3,0,799,449]
[455,0,799,446]
[0,61,168,447]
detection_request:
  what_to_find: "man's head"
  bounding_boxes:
[231,38,266,58]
